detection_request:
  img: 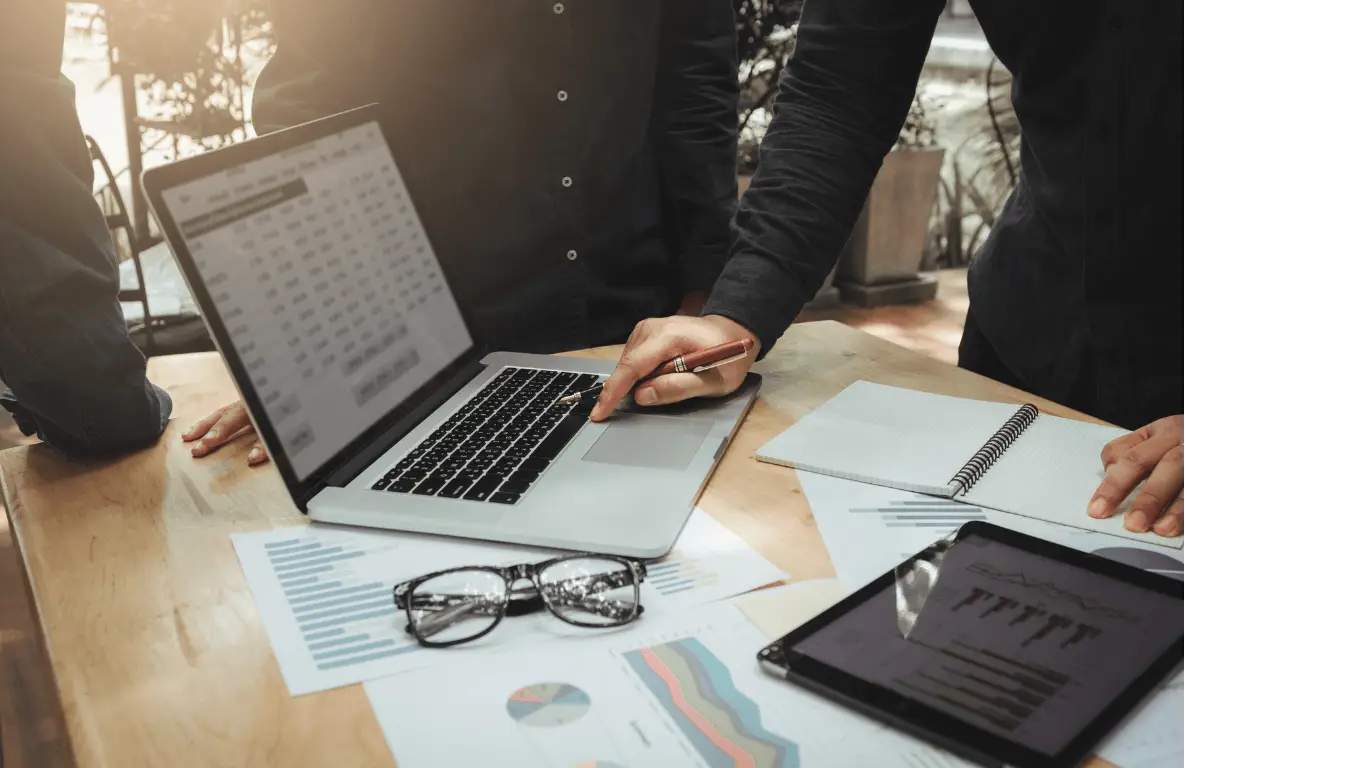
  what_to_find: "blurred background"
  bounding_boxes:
[1,0,1020,450]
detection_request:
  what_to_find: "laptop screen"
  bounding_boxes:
[160,121,474,478]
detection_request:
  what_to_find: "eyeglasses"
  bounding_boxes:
[392,554,647,647]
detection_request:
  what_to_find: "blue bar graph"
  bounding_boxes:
[309,633,371,651]
[288,583,386,607]
[317,645,421,671]
[647,557,719,597]
[263,533,426,677]
[267,542,324,559]
[271,545,342,565]
[284,580,343,597]
[276,551,364,573]
[849,500,987,532]
[279,566,333,583]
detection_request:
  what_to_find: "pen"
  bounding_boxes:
[555,338,754,406]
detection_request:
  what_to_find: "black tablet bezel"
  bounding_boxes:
[142,104,488,511]
[761,521,1183,768]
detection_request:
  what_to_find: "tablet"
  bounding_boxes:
[758,521,1183,768]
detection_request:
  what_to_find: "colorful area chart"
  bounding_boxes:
[505,683,591,727]
[624,638,799,768]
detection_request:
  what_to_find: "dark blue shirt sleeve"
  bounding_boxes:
[650,0,741,296]
[0,4,171,457]
[701,0,940,356]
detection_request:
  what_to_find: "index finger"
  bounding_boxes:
[590,334,678,422]
[1100,428,1148,469]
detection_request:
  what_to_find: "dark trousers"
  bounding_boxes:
[957,309,1099,420]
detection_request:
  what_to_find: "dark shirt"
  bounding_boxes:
[704,0,1183,429]
[0,3,171,456]
[254,0,739,354]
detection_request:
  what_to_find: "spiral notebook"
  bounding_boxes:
[757,381,1182,548]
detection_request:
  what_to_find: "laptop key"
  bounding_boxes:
[508,469,540,484]
[387,479,417,493]
[531,415,588,459]
[371,478,392,491]
[519,457,552,473]
[489,492,520,505]
[499,479,532,495]
[463,476,502,502]
[415,477,444,495]
[438,474,478,497]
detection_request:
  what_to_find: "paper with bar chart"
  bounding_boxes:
[233,508,785,695]
[366,603,971,768]
[644,509,788,607]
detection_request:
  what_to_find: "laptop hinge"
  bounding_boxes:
[322,353,487,490]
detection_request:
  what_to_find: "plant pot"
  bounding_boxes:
[836,146,946,307]
[737,174,841,311]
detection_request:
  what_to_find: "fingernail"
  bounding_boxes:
[1087,498,1108,518]
[250,447,264,460]
[1156,518,1178,536]
[204,429,219,441]
[638,388,658,405]
[1124,511,1147,532]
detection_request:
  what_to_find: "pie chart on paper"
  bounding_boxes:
[505,682,591,727]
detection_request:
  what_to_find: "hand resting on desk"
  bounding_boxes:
[1088,415,1184,537]
[182,401,270,466]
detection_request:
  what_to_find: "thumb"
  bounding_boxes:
[634,371,727,407]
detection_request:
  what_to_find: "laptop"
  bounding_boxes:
[142,104,759,558]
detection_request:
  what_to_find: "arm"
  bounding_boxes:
[252,0,378,133]
[591,0,943,419]
[701,0,944,355]
[649,0,740,307]
[0,1,171,456]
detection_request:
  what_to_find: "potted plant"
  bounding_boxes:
[835,95,946,306]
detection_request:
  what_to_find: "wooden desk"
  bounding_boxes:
[1,321,1111,767]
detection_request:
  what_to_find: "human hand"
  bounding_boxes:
[677,291,708,317]
[181,401,270,466]
[1088,415,1184,536]
[590,314,761,422]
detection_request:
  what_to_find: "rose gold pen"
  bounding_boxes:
[556,338,754,406]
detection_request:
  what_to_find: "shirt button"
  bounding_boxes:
[561,176,573,188]
[557,90,568,102]
[553,2,564,14]
[566,249,578,261]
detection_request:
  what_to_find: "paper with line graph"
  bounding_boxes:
[232,508,784,696]
[644,509,788,607]
[366,602,970,768]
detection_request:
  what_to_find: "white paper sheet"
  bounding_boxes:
[232,508,786,695]
[365,602,971,768]
[798,471,1184,767]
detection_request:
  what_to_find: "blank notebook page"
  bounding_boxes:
[963,414,1183,547]
[756,382,1023,494]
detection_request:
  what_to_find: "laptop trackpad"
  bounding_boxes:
[581,415,712,471]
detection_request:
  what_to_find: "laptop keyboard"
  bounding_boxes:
[370,366,600,505]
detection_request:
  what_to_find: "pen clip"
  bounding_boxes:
[690,352,749,374]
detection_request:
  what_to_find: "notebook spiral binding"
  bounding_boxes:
[948,404,1040,494]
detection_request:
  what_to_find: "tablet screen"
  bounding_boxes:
[792,533,1183,758]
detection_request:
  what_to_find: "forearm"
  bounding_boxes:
[702,0,941,355]
[651,0,740,296]
[0,9,171,456]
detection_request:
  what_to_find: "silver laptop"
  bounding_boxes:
[142,105,759,558]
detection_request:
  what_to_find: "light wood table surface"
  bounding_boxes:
[1,321,1116,767]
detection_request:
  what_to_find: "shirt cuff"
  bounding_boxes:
[700,251,811,361]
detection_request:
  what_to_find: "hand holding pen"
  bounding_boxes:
[579,316,762,421]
